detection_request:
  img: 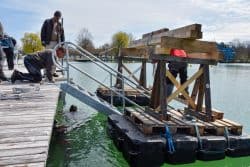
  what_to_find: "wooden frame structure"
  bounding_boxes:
[109,23,244,137]
[149,55,217,122]
[115,48,148,90]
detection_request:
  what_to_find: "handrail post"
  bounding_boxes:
[122,76,125,112]
[65,43,70,83]
[110,73,113,106]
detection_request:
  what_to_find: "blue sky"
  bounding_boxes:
[1,0,250,47]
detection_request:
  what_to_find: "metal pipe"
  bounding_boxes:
[122,76,125,112]
[67,42,151,94]
[70,45,151,98]
[66,43,70,83]
[110,73,113,106]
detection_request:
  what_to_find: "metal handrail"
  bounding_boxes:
[52,41,150,110]
[69,44,151,98]
[69,63,144,110]
[67,42,151,94]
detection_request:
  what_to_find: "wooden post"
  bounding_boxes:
[115,48,122,88]
[150,62,160,109]
[203,64,212,119]
[159,61,167,118]
[139,60,147,88]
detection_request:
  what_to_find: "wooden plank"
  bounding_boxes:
[0,147,47,158]
[0,154,47,166]
[0,141,49,150]
[5,162,45,167]
[166,67,204,104]
[160,36,220,60]
[0,81,59,166]
[166,70,196,109]
[142,28,169,39]
[150,54,218,65]
[0,123,52,130]
[129,24,202,48]
[121,48,148,58]
[0,136,50,144]
[0,128,51,139]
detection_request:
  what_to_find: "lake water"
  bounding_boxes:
[47,62,250,167]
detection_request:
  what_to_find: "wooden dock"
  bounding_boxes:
[0,80,60,167]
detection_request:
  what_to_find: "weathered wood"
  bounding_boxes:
[0,147,47,158]
[160,36,220,60]
[166,70,196,109]
[150,54,218,65]
[0,136,50,144]
[121,48,148,59]
[130,24,202,48]
[0,154,46,166]
[115,48,123,88]
[203,64,212,119]
[159,61,167,118]
[124,107,165,135]
[196,70,204,112]
[5,162,45,167]
[150,63,161,109]
[166,67,204,104]
[190,77,200,105]
[0,141,49,150]
[139,60,147,88]
[142,28,169,39]
[0,81,60,166]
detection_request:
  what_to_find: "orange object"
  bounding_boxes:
[170,48,187,57]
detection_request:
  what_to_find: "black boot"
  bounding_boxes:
[0,71,7,81]
[11,70,22,83]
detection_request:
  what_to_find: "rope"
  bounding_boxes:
[164,125,175,153]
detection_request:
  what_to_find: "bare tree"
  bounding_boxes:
[76,28,95,52]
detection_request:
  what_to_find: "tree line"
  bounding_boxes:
[227,39,250,62]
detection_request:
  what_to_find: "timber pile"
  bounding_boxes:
[122,23,221,60]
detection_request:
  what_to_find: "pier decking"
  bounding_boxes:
[0,80,60,166]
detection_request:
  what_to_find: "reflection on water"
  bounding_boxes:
[47,62,250,167]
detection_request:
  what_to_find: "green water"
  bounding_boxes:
[47,62,250,167]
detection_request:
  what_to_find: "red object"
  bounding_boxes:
[170,48,187,57]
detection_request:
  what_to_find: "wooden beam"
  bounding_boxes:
[129,24,203,48]
[139,60,147,88]
[121,48,149,58]
[203,64,212,118]
[156,67,204,111]
[166,71,196,109]
[150,63,161,109]
[167,67,204,104]
[142,28,169,39]
[160,36,220,60]
[159,61,168,120]
[150,54,217,65]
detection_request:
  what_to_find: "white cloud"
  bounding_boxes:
[1,0,250,46]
